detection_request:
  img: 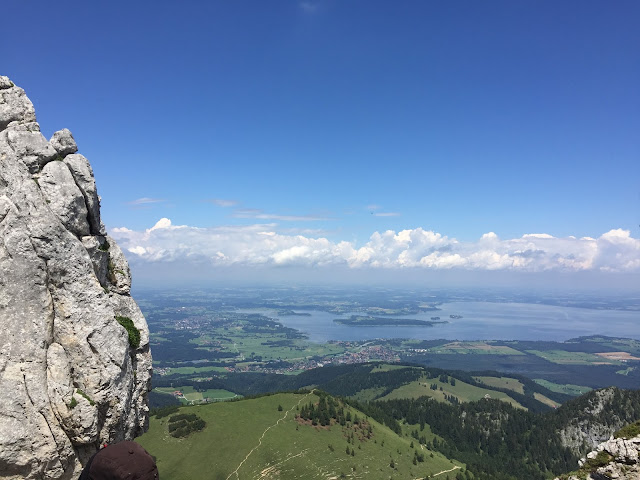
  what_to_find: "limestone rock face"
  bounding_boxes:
[559,388,633,453]
[0,76,152,480]
[558,434,640,480]
[63,154,104,235]
[596,436,640,464]
[0,77,36,129]
[39,159,91,237]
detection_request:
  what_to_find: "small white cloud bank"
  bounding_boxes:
[232,208,328,222]
[111,219,640,273]
[208,198,238,207]
[127,197,165,205]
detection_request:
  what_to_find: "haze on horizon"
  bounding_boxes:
[3,1,639,291]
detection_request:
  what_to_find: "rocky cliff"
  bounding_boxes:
[558,387,640,454]
[557,434,640,480]
[0,76,152,479]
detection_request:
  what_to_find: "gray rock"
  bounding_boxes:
[559,388,630,453]
[556,434,640,480]
[3,122,57,173]
[0,76,151,479]
[0,76,14,89]
[64,153,104,235]
[50,128,78,156]
[598,437,639,464]
[81,235,110,287]
[39,160,91,237]
[0,77,36,129]
[106,234,132,294]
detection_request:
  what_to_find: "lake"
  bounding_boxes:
[238,302,640,343]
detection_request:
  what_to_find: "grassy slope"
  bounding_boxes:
[533,392,560,409]
[372,364,419,373]
[425,341,525,355]
[473,376,525,394]
[155,386,238,404]
[166,365,228,375]
[525,350,619,365]
[379,375,524,409]
[474,375,565,408]
[533,378,591,396]
[137,392,465,480]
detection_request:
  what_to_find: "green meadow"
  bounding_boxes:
[473,376,525,394]
[378,375,524,409]
[533,379,592,396]
[526,350,620,365]
[425,341,525,355]
[194,328,345,362]
[137,392,466,480]
[155,386,238,404]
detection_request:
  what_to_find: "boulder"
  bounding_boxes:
[50,128,78,156]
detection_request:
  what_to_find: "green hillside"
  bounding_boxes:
[137,391,467,480]
[151,362,562,413]
[379,374,524,409]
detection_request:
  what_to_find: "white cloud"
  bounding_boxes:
[127,197,165,205]
[148,217,174,232]
[594,229,640,272]
[208,199,238,207]
[232,208,328,221]
[480,232,499,241]
[128,246,147,255]
[109,220,640,273]
[366,204,400,217]
[374,212,401,217]
[522,233,555,239]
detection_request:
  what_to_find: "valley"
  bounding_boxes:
[135,286,640,479]
[139,287,640,406]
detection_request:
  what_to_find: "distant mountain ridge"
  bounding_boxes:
[0,76,151,479]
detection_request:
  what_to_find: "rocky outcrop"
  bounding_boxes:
[0,76,152,479]
[557,434,640,480]
[559,388,639,453]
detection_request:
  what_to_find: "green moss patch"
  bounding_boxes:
[116,316,141,348]
[76,389,95,406]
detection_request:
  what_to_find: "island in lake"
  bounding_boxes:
[334,315,448,327]
[276,309,312,316]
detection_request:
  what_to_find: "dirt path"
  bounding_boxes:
[432,465,461,477]
[226,392,313,480]
[256,449,309,479]
[414,465,461,480]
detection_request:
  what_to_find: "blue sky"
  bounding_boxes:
[4,1,640,287]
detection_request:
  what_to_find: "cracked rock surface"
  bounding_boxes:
[0,76,151,480]
[557,434,640,480]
